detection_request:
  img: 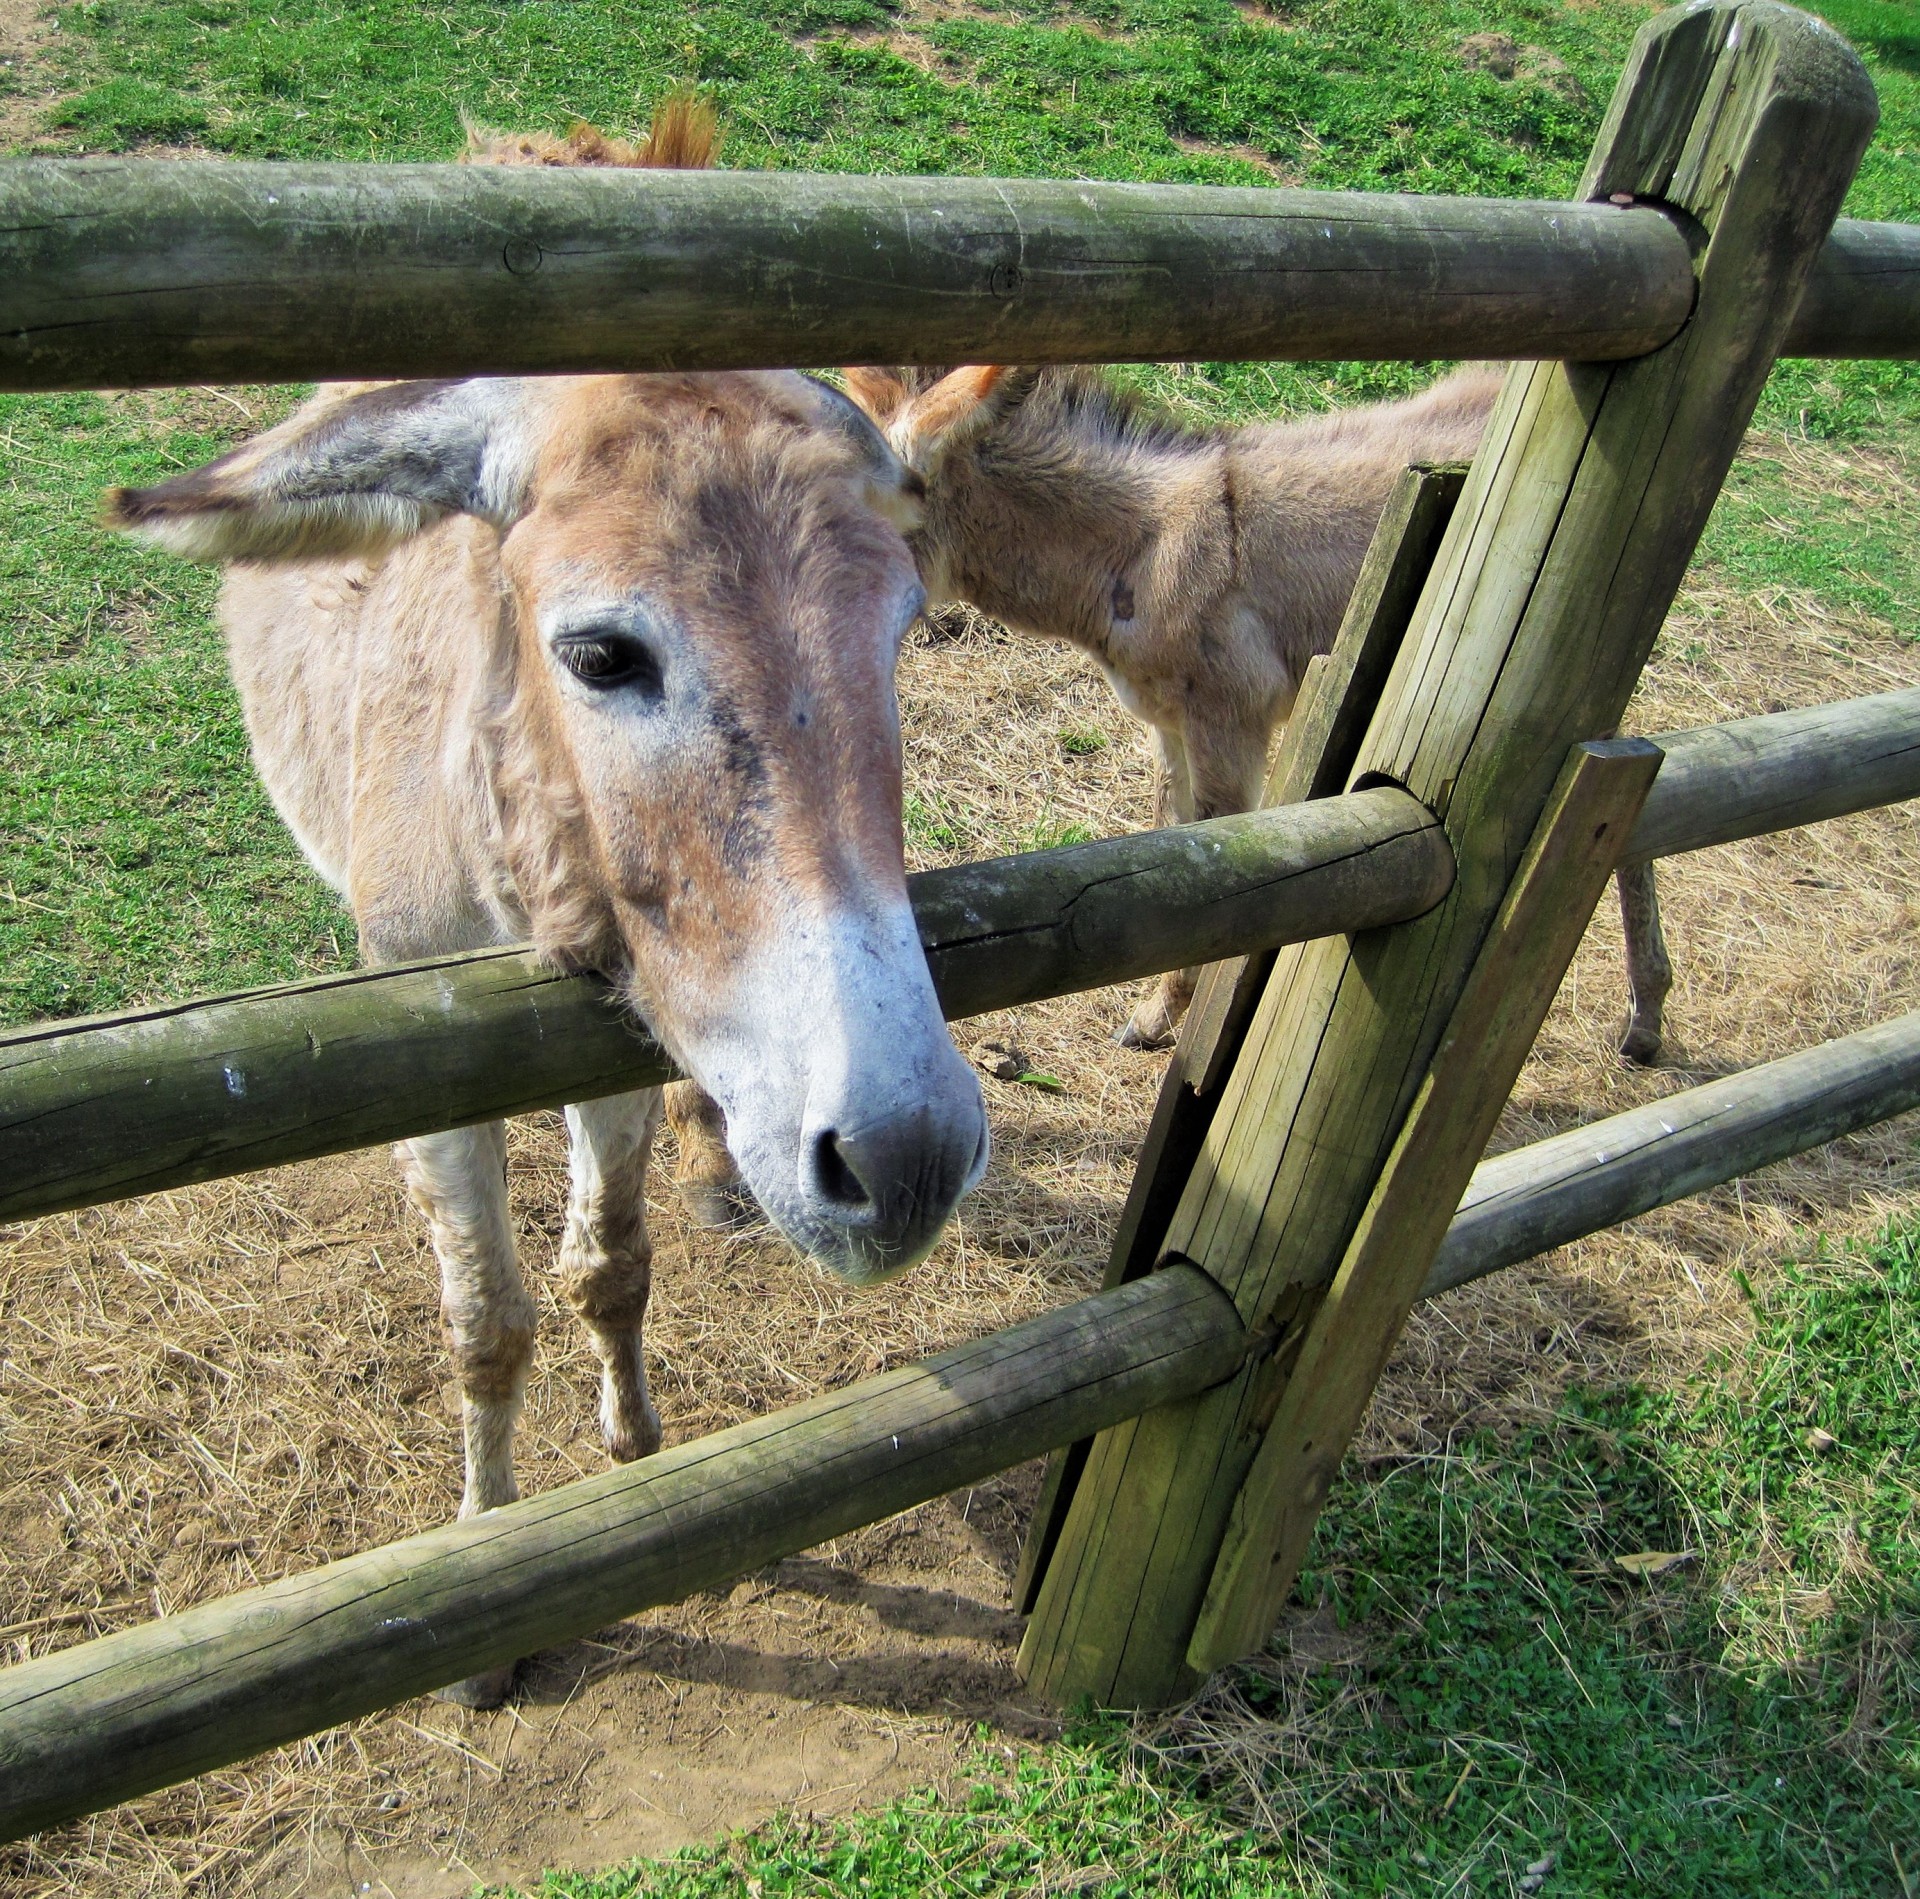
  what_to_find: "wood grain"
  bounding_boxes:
[1018,0,1879,1708]
[1189,740,1661,1667]
[1626,685,1920,863]
[1423,1007,1920,1300]
[0,166,1699,388]
[1011,462,1465,1617]
[0,788,1452,1224]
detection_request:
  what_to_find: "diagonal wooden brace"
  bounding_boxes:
[1187,737,1662,1667]
[1019,0,1878,1708]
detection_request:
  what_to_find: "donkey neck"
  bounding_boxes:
[929,375,1225,655]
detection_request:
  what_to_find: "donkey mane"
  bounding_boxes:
[1011,370,1220,461]
[462,90,721,170]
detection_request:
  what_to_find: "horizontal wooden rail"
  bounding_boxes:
[1626,684,1920,863]
[1781,214,1920,361]
[7,683,1918,1230]
[0,160,1907,391]
[1422,1008,1920,1300]
[0,162,1697,386]
[0,786,1450,1225]
[0,1260,1248,1842]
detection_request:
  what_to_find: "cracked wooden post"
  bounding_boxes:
[1018,0,1878,1707]
[1012,461,1467,1616]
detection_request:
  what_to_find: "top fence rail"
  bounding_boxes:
[0,161,1913,390]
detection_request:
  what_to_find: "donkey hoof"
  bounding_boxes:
[1618,1018,1663,1066]
[434,1661,519,1709]
[606,1404,664,1465]
[1114,1017,1175,1052]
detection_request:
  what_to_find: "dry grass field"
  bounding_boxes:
[5,421,1919,1896]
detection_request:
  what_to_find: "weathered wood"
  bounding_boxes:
[1783,216,1920,358]
[0,164,1699,389]
[1105,467,1470,1288]
[0,1263,1246,1844]
[0,788,1450,1226]
[1189,740,1661,1668]
[1626,684,1920,862]
[1019,0,1879,1708]
[1423,1006,1920,1301]
[1011,462,1464,1617]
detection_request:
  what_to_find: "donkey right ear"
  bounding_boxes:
[105,379,542,564]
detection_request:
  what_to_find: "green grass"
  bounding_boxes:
[0,387,349,1022]
[502,1225,1919,1897]
[0,0,1914,1020]
[0,0,1915,1890]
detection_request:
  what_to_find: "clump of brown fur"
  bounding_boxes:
[462,89,720,170]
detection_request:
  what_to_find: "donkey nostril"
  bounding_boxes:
[812,1129,872,1210]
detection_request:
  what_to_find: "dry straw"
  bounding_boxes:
[3,430,1918,1894]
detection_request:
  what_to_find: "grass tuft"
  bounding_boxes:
[503,1224,1920,1897]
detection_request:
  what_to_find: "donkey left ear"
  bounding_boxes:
[106,378,543,564]
[797,374,926,534]
[841,367,914,425]
[888,365,1038,473]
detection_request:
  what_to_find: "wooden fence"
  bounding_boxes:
[2,0,1918,1841]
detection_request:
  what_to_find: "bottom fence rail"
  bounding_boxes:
[0,1263,1245,1843]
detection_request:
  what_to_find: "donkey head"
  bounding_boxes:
[108,369,988,1282]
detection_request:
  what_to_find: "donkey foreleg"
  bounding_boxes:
[398,1120,535,1708]
[1118,713,1268,1052]
[1117,726,1202,1049]
[561,1090,665,1463]
[1616,859,1672,1065]
[398,1120,536,1518]
[663,1078,753,1229]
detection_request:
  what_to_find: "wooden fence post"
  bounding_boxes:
[1018,0,1878,1708]
[1012,461,1467,1616]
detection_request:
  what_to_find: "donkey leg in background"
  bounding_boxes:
[1616,859,1673,1064]
[560,1089,666,1463]
[1116,725,1201,1049]
[397,1119,536,1707]
[664,1078,754,1228]
[1118,715,1271,1051]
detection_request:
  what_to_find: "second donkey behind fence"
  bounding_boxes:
[670,363,1674,1222]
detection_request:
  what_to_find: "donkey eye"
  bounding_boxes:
[555,633,665,697]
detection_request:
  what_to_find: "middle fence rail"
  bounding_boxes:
[7,684,1917,1227]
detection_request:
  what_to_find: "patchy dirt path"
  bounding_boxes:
[0,0,61,148]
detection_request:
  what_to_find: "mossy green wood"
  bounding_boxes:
[1190,739,1661,1666]
[0,167,1701,388]
[1423,1006,1920,1302]
[1625,684,1920,862]
[1018,0,1879,1708]
[1010,462,1465,1617]
[0,1265,1247,1845]
[0,165,1906,389]
[0,787,1451,1224]
[1780,215,1920,358]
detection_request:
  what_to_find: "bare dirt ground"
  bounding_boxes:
[0,0,58,147]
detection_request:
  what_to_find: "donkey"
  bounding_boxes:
[842,362,1673,1054]
[661,361,1674,1223]
[107,108,988,1700]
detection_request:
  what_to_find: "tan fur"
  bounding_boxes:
[105,108,988,1706]
[854,363,1503,1044]
[462,92,721,171]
